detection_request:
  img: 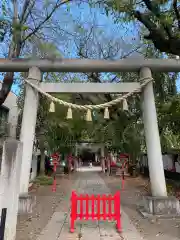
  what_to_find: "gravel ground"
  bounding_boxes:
[101,173,180,240]
[16,173,78,240]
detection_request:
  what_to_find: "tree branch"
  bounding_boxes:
[133,10,180,55]
[22,0,73,43]
[20,0,36,24]
[142,0,172,38]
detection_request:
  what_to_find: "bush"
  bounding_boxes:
[33,175,53,185]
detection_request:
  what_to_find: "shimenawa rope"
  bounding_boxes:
[24,76,153,110]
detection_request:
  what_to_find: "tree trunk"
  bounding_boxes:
[40,147,45,174]
[39,138,45,174]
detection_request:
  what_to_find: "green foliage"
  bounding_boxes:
[33,175,53,185]
[96,0,180,55]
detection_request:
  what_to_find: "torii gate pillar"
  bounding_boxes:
[140,67,167,197]
[18,67,40,213]
[139,68,180,217]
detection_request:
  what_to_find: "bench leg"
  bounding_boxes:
[70,219,75,233]
[116,218,121,233]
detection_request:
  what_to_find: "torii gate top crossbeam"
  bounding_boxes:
[0,58,179,72]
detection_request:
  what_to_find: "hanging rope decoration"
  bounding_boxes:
[49,101,55,113]
[104,107,110,119]
[67,107,72,119]
[123,99,128,111]
[24,76,153,121]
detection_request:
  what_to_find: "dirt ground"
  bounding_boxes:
[101,173,180,240]
[16,173,78,240]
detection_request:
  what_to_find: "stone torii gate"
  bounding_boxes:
[0,58,180,239]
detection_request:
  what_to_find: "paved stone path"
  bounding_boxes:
[36,168,145,240]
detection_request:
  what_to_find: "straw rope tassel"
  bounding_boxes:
[104,107,109,119]
[67,107,73,119]
[86,109,92,121]
[49,101,55,112]
[123,99,128,111]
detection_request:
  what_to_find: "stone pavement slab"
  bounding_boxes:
[80,225,100,240]
[58,223,79,240]
[36,212,66,240]
[98,221,121,240]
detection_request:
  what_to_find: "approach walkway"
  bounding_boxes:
[36,167,144,240]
